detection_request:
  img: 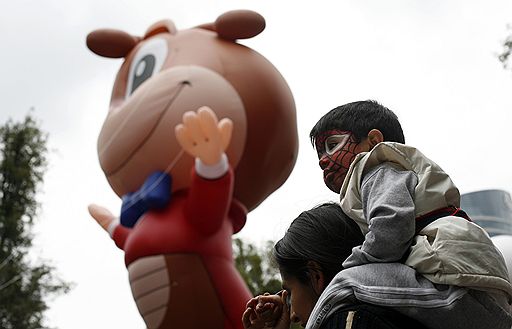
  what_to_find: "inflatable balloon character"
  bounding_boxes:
[86,10,298,329]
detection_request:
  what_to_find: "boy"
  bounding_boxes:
[307,100,512,329]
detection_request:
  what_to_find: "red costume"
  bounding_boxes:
[111,167,251,329]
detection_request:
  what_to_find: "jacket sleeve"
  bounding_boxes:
[343,163,417,268]
[319,304,428,329]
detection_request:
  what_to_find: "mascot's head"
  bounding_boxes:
[87,10,298,212]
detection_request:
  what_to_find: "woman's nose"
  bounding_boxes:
[290,310,300,324]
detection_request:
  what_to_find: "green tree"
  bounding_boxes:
[498,25,512,69]
[233,238,301,329]
[233,238,281,296]
[0,115,70,329]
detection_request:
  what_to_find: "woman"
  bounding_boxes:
[242,203,427,329]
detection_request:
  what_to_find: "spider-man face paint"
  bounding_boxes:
[315,130,360,193]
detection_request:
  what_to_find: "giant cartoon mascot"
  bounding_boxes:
[86,9,298,329]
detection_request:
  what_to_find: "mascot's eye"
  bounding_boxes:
[126,37,168,98]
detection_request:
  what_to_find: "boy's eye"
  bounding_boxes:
[326,142,339,151]
[324,134,351,154]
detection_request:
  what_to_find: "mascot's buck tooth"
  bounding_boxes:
[86,10,298,329]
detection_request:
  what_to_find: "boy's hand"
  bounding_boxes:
[175,106,233,165]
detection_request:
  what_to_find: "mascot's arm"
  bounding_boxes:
[175,106,234,235]
[88,203,131,249]
[187,158,234,235]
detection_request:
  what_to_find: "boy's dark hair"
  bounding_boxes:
[309,100,405,145]
[273,203,364,285]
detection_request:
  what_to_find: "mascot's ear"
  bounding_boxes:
[198,10,265,41]
[144,19,177,38]
[87,29,140,58]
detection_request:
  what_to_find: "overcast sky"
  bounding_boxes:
[2,1,512,328]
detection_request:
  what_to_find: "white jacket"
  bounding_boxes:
[340,142,512,299]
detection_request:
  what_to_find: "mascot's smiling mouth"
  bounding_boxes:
[96,63,253,198]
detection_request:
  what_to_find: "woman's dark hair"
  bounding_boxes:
[310,100,405,144]
[273,203,364,285]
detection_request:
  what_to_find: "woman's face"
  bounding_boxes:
[281,274,320,327]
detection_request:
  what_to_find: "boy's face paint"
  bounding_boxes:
[315,130,363,193]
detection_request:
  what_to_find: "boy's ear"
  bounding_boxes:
[307,261,325,295]
[367,129,384,147]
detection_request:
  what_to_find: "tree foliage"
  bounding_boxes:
[0,115,70,329]
[233,238,281,296]
[233,238,302,329]
[499,25,512,69]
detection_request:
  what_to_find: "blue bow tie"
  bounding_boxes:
[120,171,172,228]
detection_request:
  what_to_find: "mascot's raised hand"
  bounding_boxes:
[175,106,233,166]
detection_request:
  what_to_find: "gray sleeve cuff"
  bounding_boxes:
[195,153,229,179]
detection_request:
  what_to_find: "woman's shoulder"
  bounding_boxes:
[319,303,427,329]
